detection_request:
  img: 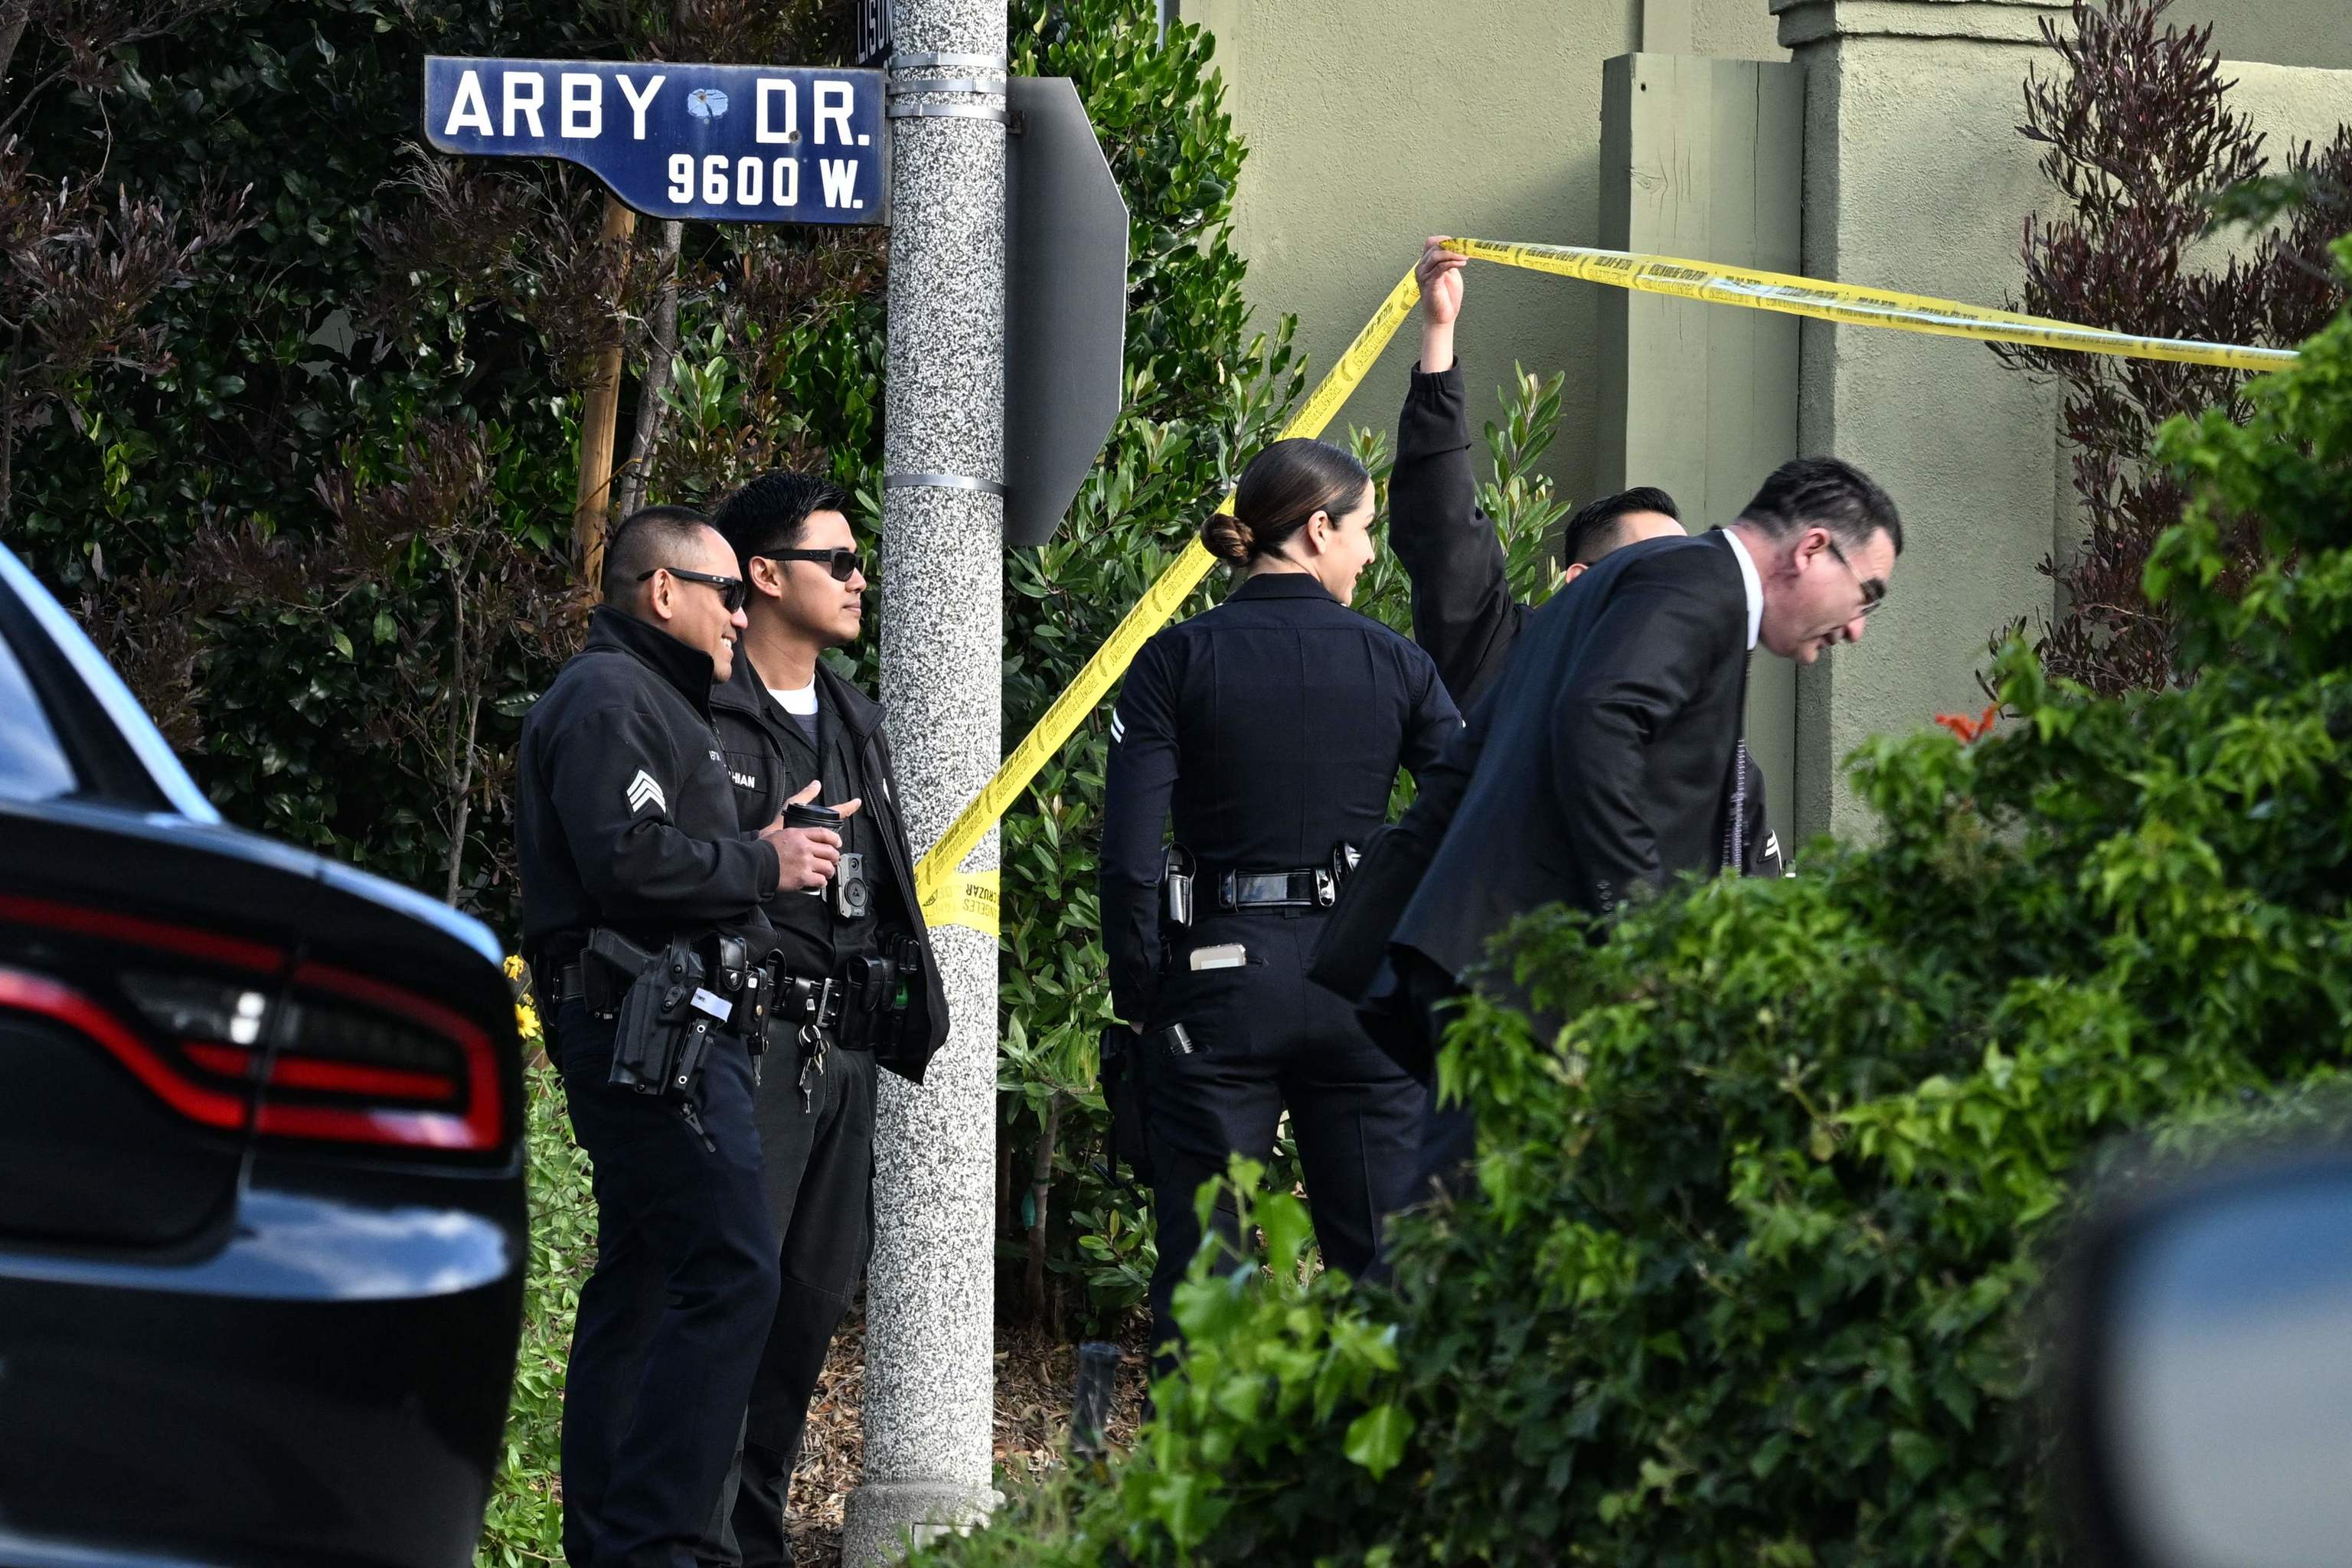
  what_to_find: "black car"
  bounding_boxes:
[0,541,527,1568]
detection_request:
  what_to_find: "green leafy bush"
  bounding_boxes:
[479,1063,595,1567]
[913,243,2352,1566]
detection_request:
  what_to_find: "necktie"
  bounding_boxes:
[1723,740,1749,873]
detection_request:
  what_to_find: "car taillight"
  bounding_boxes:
[258,961,503,1152]
[0,966,250,1131]
[1,894,507,1154]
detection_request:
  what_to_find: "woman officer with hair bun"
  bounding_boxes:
[1100,436,1462,1362]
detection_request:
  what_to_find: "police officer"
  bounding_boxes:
[1100,438,1462,1363]
[702,472,949,1565]
[518,505,825,1568]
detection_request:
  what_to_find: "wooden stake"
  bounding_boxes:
[577,194,639,594]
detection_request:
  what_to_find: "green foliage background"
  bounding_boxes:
[910,240,2352,1567]
[13,1,595,884]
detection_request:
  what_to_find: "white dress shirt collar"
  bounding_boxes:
[1720,529,1763,652]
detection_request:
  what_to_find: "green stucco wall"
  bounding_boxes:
[1189,0,2351,509]
[1183,0,1654,506]
[2177,1,2352,72]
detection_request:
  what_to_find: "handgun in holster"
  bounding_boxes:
[596,931,743,1148]
[579,928,653,1018]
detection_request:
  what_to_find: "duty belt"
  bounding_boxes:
[772,952,910,1055]
[543,939,761,1037]
[1210,865,1338,913]
[545,960,590,1006]
[774,974,849,1038]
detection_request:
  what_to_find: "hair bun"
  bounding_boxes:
[1201,511,1255,563]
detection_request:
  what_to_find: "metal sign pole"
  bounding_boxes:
[842,7,1007,1563]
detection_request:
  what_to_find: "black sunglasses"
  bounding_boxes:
[761,547,865,583]
[638,566,746,613]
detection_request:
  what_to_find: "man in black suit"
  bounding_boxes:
[1390,237,1786,877]
[1364,456,1900,1181]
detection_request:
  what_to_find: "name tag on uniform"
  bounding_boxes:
[1188,942,1247,971]
[690,988,734,1023]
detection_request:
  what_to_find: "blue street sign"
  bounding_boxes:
[423,57,887,225]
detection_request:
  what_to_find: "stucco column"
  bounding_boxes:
[1772,0,2066,836]
[843,2,1006,1561]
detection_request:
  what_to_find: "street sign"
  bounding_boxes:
[856,0,896,66]
[423,57,887,225]
[1003,77,1129,548]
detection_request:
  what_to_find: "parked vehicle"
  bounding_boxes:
[0,541,526,1568]
[2058,1137,2352,1568]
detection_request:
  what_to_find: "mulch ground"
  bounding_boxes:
[782,1304,1154,1564]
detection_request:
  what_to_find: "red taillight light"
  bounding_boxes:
[253,961,504,1152]
[0,967,250,1131]
[0,895,509,1155]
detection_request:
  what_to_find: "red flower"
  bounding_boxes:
[1933,704,2001,744]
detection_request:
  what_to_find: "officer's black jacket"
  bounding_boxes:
[1099,572,1462,1025]
[518,606,779,971]
[1390,363,1785,876]
[1388,532,1749,985]
[708,648,949,1085]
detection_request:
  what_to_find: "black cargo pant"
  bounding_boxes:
[704,1034,877,1567]
[555,1001,780,1568]
[1142,913,1428,1362]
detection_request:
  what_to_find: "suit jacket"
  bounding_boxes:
[1387,531,1752,986]
[1386,363,1782,874]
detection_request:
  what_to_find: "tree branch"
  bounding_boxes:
[616,217,684,518]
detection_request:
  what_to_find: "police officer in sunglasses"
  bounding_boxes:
[517,504,794,1568]
[700,472,949,1566]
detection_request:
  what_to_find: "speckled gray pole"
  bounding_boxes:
[841,5,1007,1563]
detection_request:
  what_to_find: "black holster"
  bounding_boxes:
[600,933,730,1102]
[1306,823,1433,1004]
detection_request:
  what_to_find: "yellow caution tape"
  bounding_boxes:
[916,236,2292,935]
[913,267,1425,930]
[923,869,1000,938]
[1449,237,2298,373]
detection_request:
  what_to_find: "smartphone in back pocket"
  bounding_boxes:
[1187,942,1247,971]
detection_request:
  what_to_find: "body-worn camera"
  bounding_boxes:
[835,851,870,920]
[785,799,868,919]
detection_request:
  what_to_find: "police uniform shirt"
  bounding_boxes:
[1098,571,1462,1025]
[725,673,899,982]
[517,605,779,972]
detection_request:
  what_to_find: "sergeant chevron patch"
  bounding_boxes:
[626,770,666,814]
